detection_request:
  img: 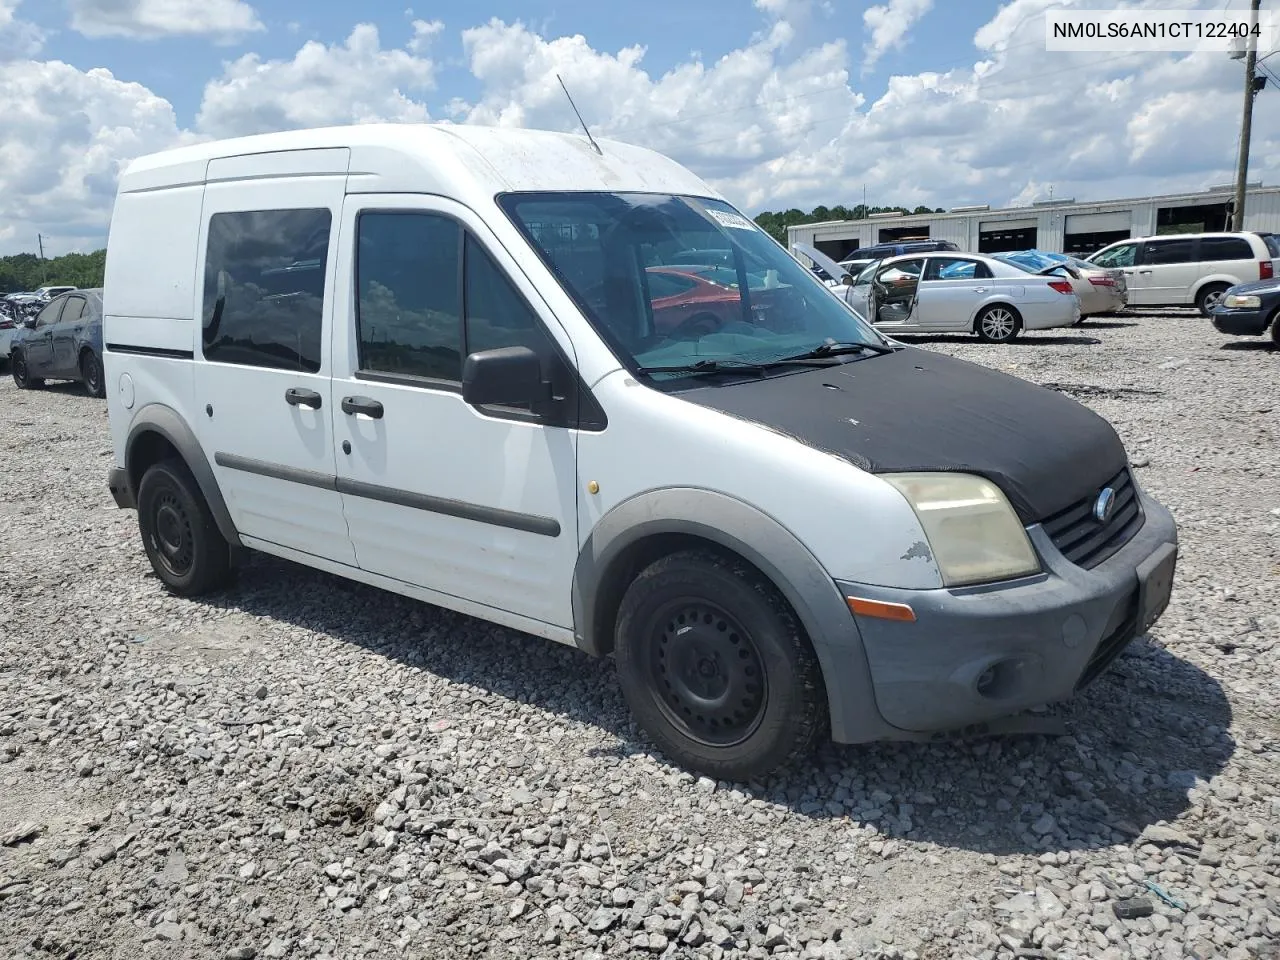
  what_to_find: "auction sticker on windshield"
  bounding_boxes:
[706,209,757,231]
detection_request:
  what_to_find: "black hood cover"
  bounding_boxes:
[678,347,1129,523]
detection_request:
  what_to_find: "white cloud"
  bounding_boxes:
[68,0,264,40]
[0,0,45,58]
[0,59,190,255]
[862,0,934,72]
[4,0,1278,257]
[195,23,438,139]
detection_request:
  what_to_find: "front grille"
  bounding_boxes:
[1041,466,1144,569]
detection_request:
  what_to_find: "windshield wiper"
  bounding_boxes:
[635,356,836,376]
[775,340,898,362]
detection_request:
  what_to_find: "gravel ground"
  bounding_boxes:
[1,309,1278,960]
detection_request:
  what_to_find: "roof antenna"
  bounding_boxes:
[556,73,602,155]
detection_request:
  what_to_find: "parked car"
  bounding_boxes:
[33,284,78,301]
[1085,231,1279,316]
[9,288,106,397]
[840,251,1081,342]
[995,249,1128,320]
[1207,275,1280,344]
[0,303,17,363]
[645,264,802,337]
[102,124,1176,781]
[848,239,961,260]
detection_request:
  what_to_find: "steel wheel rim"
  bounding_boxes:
[83,354,101,394]
[982,309,1015,339]
[647,599,768,747]
[149,491,194,578]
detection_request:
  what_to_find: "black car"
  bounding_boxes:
[847,239,961,260]
[1208,277,1280,344]
[9,289,106,397]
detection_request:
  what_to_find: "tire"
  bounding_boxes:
[136,458,232,596]
[10,350,43,389]
[80,349,106,398]
[1270,306,1280,347]
[614,549,828,781]
[974,304,1022,343]
[1195,283,1229,317]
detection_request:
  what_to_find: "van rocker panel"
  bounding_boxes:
[572,486,899,745]
[842,485,1178,733]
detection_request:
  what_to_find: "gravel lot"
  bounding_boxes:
[1,309,1278,960]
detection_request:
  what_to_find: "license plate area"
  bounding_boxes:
[1136,542,1177,633]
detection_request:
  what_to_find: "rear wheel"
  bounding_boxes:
[80,349,105,398]
[136,458,232,596]
[975,304,1022,343]
[614,550,828,781]
[11,351,43,389]
[1196,283,1229,317]
[1269,306,1280,347]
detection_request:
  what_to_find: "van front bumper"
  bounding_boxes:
[835,486,1177,735]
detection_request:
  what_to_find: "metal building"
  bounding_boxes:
[787,184,1280,262]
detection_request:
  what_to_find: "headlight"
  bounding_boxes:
[882,473,1040,587]
[1223,294,1261,309]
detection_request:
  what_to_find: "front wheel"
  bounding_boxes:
[80,349,105,398]
[10,351,43,389]
[136,459,232,596]
[614,550,828,781]
[975,304,1022,343]
[1196,284,1229,317]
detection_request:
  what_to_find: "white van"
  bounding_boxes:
[1086,231,1280,316]
[102,124,1178,780]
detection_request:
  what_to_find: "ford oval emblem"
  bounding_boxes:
[1093,487,1116,524]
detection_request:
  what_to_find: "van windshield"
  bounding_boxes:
[497,192,886,382]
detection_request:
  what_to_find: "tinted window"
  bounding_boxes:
[1261,234,1280,257]
[34,299,64,328]
[60,297,87,323]
[926,257,990,280]
[1092,243,1136,268]
[356,212,461,382]
[1199,237,1253,261]
[464,234,554,360]
[1142,238,1196,265]
[203,209,330,373]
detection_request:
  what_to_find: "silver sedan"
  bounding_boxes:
[837,252,1081,344]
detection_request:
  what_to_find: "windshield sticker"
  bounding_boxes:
[707,209,757,231]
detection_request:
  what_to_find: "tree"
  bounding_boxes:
[752,204,946,244]
[0,249,106,293]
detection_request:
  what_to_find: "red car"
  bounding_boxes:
[647,265,791,337]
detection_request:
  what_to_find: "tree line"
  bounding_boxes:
[1,250,106,294]
[1,204,939,292]
[754,204,945,244]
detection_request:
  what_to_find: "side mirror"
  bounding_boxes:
[23,317,37,329]
[841,275,855,286]
[462,346,550,407]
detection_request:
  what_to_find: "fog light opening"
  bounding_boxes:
[973,658,1026,700]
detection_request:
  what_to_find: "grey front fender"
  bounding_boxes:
[125,403,241,550]
[571,487,899,744]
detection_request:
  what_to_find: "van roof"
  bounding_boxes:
[118,123,722,203]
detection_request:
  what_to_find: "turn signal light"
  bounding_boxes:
[846,596,917,622]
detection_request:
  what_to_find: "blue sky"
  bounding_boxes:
[1,0,1276,255]
[22,0,1003,128]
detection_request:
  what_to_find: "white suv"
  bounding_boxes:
[1086,231,1279,316]
[100,124,1179,781]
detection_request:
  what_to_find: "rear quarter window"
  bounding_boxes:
[1199,237,1254,261]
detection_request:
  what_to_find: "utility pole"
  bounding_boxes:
[38,234,47,282]
[1232,0,1262,231]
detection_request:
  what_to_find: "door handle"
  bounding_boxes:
[285,387,323,409]
[1137,270,1153,275]
[342,395,384,419]
[974,287,987,293]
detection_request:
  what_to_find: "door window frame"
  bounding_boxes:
[1138,237,1200,266]
[922,256,991,281]
[350,206,605,432]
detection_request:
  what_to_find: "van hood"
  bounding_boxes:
[678,347,1129,524]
